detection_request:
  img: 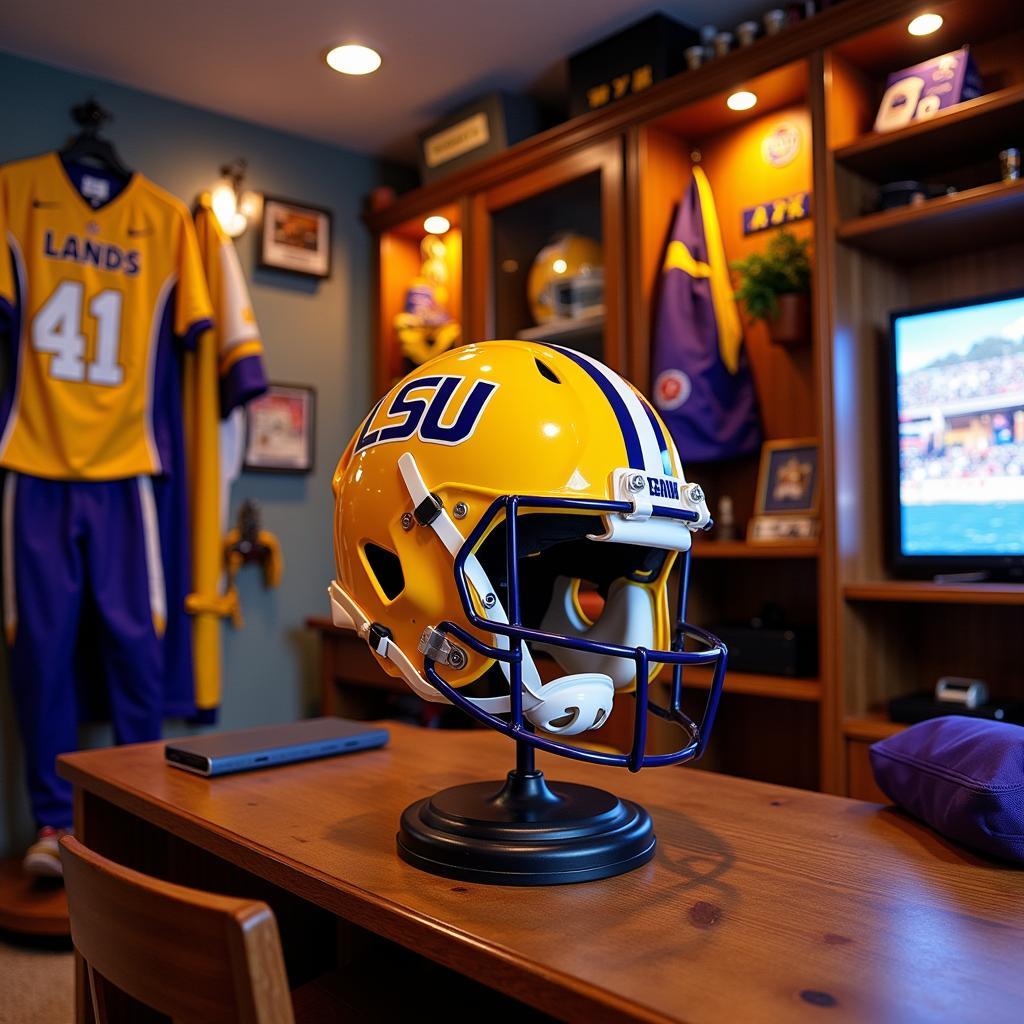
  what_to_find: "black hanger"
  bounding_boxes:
[59,98,132,182]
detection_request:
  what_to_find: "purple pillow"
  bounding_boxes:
[870,717,1024,864]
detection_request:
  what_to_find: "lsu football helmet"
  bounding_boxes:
[329,340,726,771]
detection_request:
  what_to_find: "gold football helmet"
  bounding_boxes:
[329,340,726,769]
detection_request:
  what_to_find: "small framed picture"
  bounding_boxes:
[258,196,331,278]
[244,385,316,474]
[754,438,820,516]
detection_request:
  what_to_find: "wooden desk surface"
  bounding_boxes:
[60,724,1024,1024]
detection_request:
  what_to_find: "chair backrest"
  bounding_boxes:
[60,835,294,1024]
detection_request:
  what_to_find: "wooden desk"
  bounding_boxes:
[60,724,1024,1023]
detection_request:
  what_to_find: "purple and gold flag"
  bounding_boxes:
[651,166,761,462]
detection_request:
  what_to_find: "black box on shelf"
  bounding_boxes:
[567,13,699,119]
[711,624,818,678]
[888,692,1024,726]
[418,92,540,184]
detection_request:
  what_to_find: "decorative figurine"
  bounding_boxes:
[393,234,461,368]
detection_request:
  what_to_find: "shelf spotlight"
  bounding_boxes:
[907,13,943,36]
[423,214,450,234]
[326,44,382,75]
[727,90,758,111]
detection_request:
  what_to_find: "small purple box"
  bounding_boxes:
[874,47,982,133]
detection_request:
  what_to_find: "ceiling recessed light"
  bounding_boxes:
[907,13,943,36]
[727,90,758,111]
[423,215,450,234]
[325,44,381,76]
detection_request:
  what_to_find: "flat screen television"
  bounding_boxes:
[886,289,1024,579]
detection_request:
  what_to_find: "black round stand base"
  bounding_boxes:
[396,770,655,885]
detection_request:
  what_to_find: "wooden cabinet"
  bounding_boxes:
[359,0,1024,797]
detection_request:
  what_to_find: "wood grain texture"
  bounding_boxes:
[836,179,1024,263]
[808,49,842,795]
[676,665,821,703]
[60,835,294,1024]
[843,715,907,743]
[844,581,1024,606]
[845,739,890,803]
[689,540,819,559]
[60,722,1024,1024]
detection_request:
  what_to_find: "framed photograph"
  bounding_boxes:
[244,384,315,474]
[258,195,332,278]
[754,438,820,516]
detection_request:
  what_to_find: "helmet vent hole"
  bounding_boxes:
[548,707,579,731]
[534,358,561,384]
[591,708,607,729]
[363,543,405,601]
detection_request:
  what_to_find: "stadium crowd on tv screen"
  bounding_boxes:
[895,294,1024,557]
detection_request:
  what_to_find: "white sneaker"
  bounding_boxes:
[23,826,70,878]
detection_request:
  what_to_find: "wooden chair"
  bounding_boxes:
[61,836,552,1023]
[61,835,305,1023]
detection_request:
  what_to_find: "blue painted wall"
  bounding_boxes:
[0,51,381,856]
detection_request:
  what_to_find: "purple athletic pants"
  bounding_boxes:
[3,472,166,828]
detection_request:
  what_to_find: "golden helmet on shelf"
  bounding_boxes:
[526,232,603,324]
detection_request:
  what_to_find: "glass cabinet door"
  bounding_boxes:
[467,138,625,372]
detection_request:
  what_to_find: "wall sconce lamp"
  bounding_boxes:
[211,159,260,238]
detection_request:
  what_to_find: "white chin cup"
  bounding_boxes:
[523,673,615,736]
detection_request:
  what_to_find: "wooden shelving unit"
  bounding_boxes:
[836,179,1024,261]
[824,1,1024,799]
[844,580,1024,605]
[362,0,1024,799]
[681,665,821,702]
[842,714,906,742]
[692,540,819,559]
[832,83,1024,180]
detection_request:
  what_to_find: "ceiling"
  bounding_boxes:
[1,0,765,163]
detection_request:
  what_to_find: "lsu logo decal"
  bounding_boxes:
[355,375,498,453]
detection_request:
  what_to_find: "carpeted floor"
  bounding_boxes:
[0,933,75,1024]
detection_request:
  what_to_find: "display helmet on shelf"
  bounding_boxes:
[527,233,603,324]
[329,340,727,770]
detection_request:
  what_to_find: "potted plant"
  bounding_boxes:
[731,230,812,347]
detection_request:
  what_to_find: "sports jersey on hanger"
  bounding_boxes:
[0,152,213,479]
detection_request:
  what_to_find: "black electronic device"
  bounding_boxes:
[884,288,1024,579]
[889,692,1024,726]
[710,606,817,678]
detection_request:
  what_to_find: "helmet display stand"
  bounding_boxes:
[397,735,655,885]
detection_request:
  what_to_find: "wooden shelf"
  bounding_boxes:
[680,664,821,702]
[844,580,1024,606]
[843,714,906,742]
[516,311,604,343]
[833,84,1024,181]
[837,179,1024,261]
[692,540,819,559]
